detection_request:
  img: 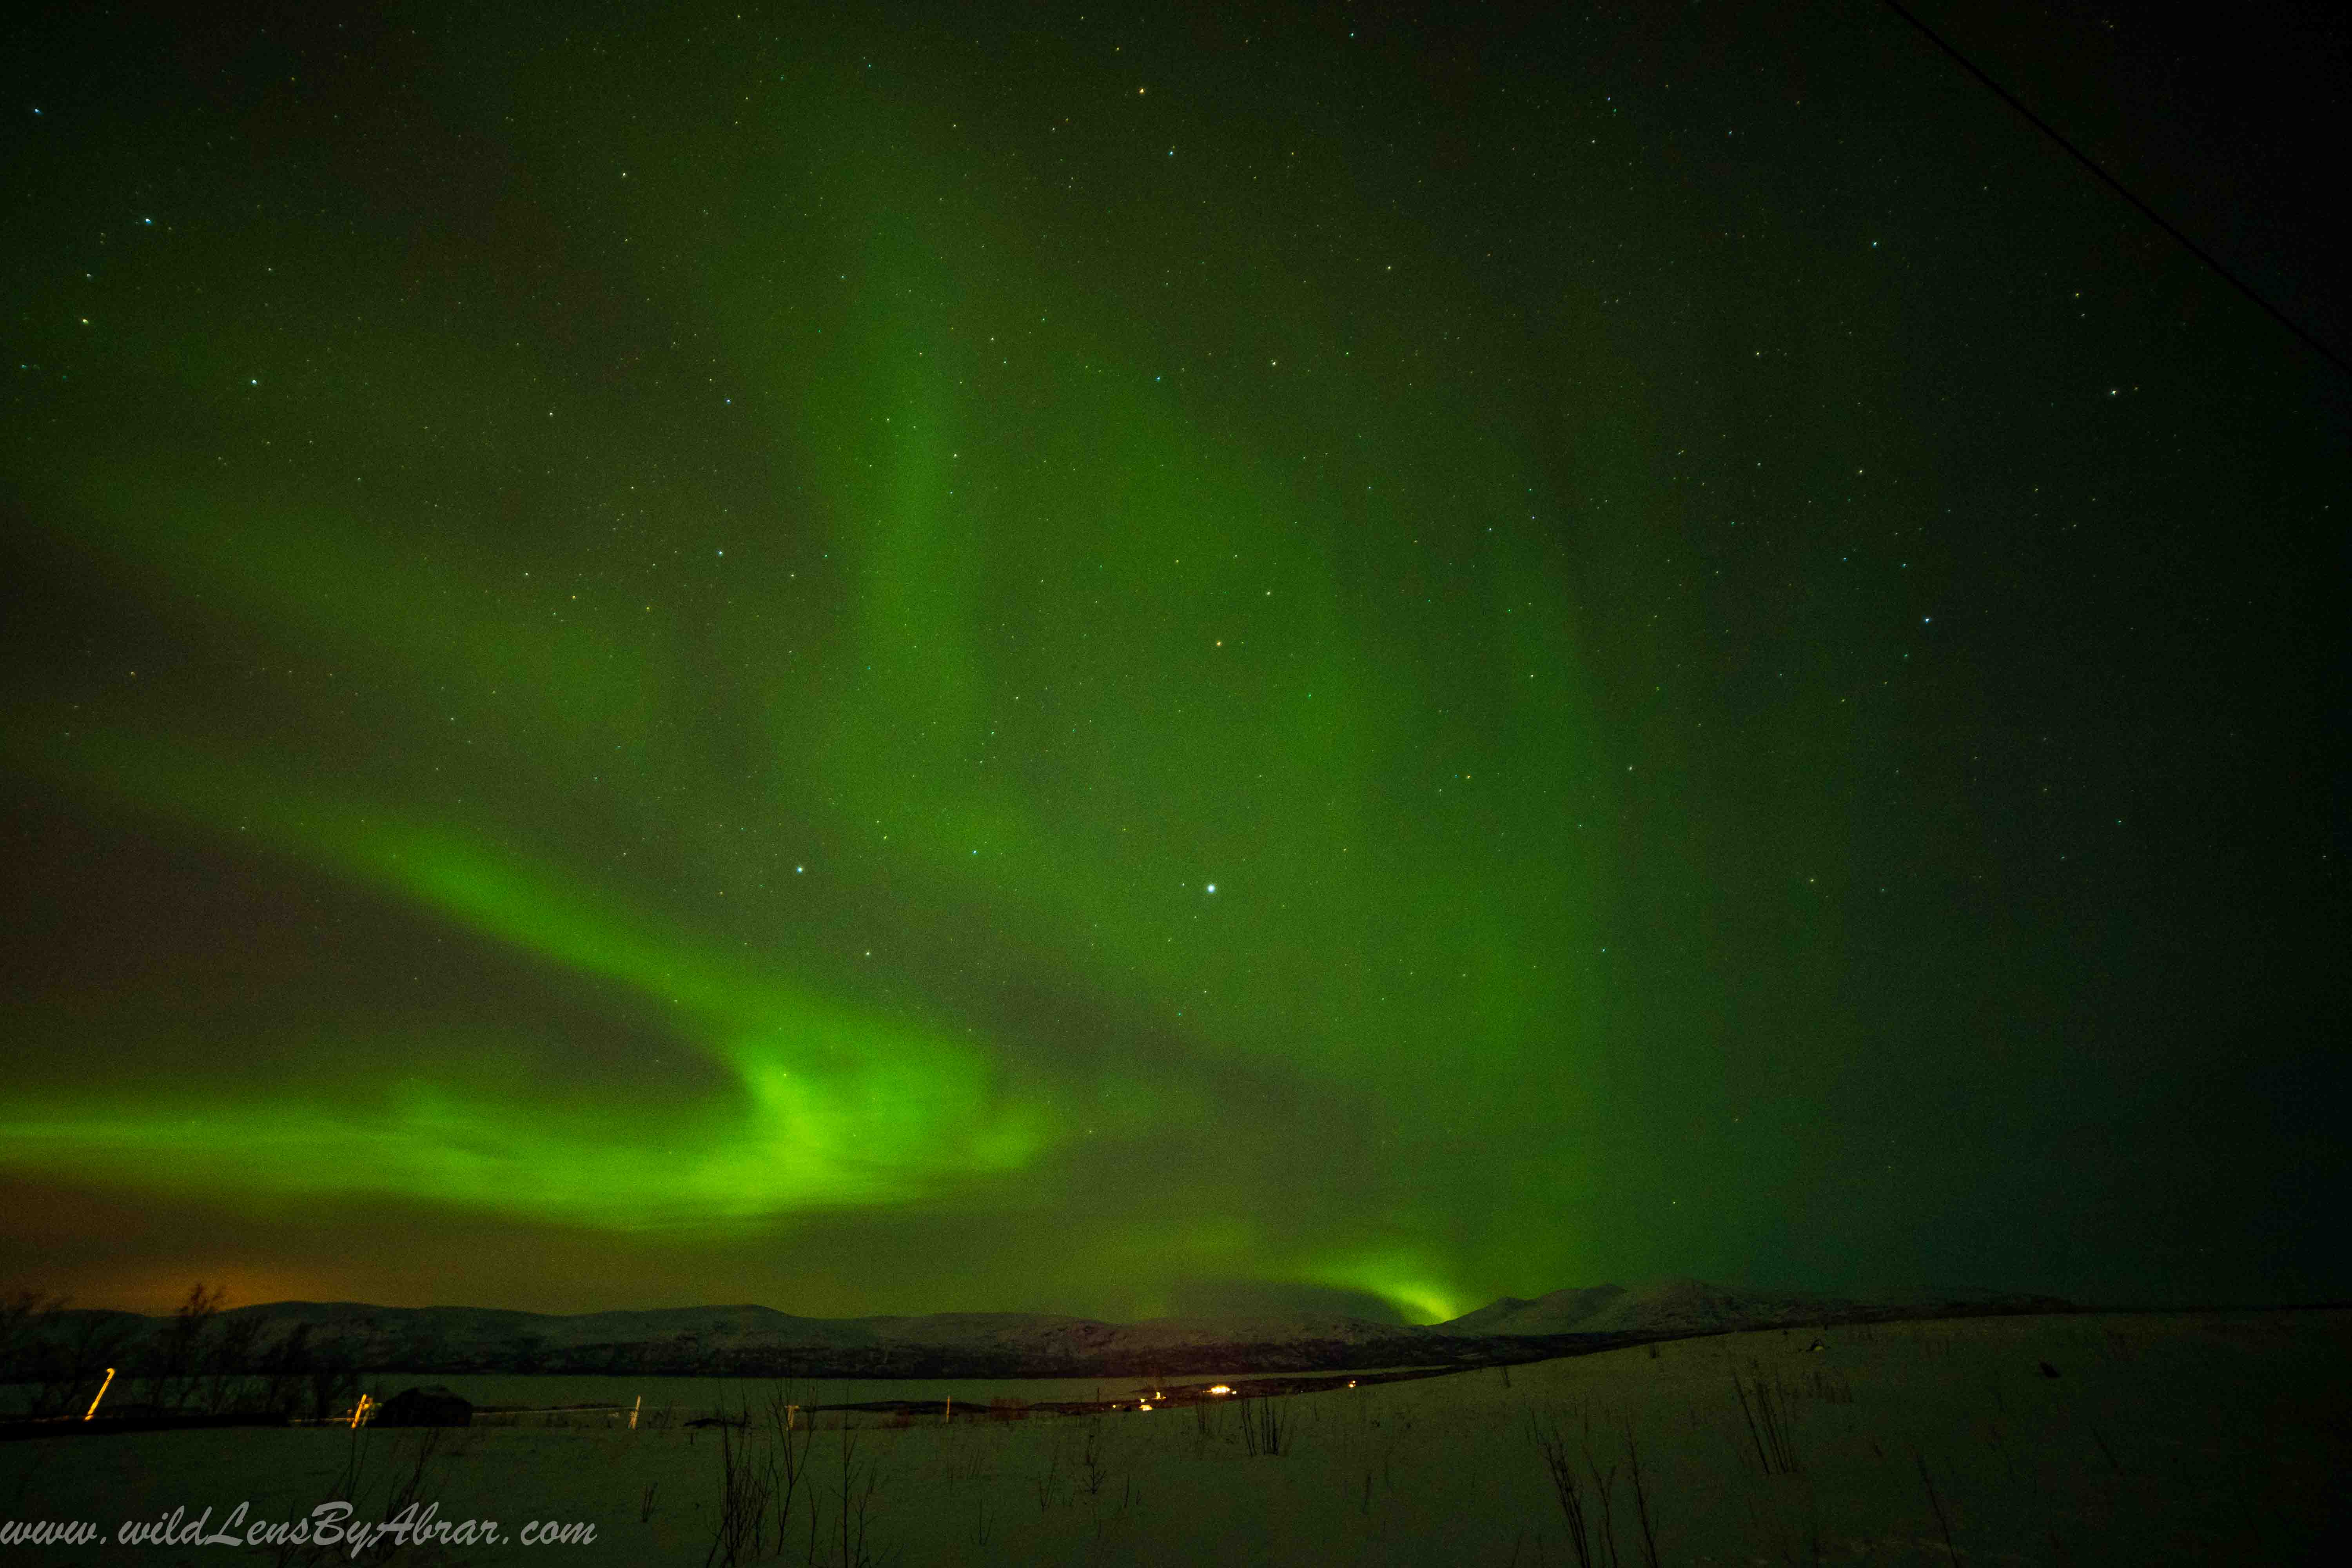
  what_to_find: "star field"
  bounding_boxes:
[1,2,2343,1319]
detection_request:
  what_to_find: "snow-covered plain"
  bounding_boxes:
[4,1310,2343,1565]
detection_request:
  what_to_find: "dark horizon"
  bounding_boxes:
[4,0,2345,1324]
[27,1275,2117,1329]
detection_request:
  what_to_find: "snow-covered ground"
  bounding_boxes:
[4,1310,2343,1565]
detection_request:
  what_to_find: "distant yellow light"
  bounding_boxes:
[1207,1385,1233,1396]
[1138,1402,1152,1411]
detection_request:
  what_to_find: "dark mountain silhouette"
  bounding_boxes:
[5,1281,2073,1381]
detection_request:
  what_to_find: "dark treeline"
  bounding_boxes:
[0,1285,360,1420]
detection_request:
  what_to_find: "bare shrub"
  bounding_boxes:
[266,1424,450,1566]
[832,1418,883,1568]
[1797,1367,1854,1405]
[1238,1394,1290,1457]
[0,1289,67,1385]
[1077,1420,1111,1497]
[141,1282,224,1413]
[705,1381,813,1568]
[1731,1363,1802,1474]
[1530,1410,1661,1568]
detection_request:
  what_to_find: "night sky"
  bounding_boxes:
[4,2,2344,1323]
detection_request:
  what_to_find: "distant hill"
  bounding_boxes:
[3,1281,2073,1381]
[1435,1278,1929,1338]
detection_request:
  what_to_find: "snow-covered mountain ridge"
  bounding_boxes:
[11,1280,2072,1379]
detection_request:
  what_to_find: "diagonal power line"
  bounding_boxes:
[1877,0,2351,382]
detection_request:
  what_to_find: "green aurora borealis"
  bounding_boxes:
[4,3,2345,1320]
